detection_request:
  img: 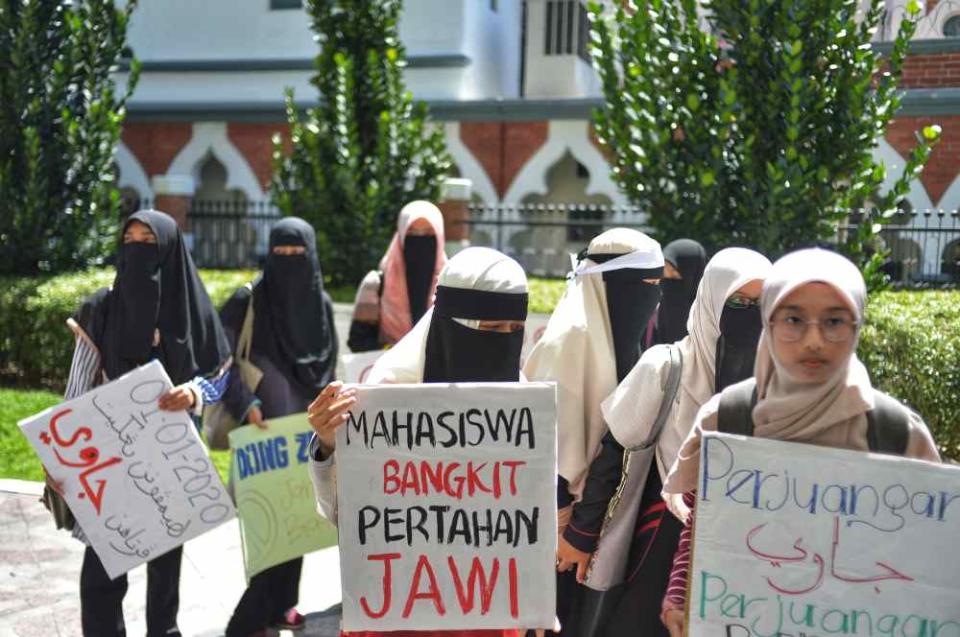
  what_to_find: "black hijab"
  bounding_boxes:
[82,210,231,385]
[585,252,664,383]
[422,285,528,383]
[404,235,437,324]
[656,239,708,345]
[252,218,336,394]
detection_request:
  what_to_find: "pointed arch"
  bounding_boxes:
[167,122,264,200]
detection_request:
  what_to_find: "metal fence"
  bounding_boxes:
[463,203,650,277]
[188,199,280,269]
[123,198,960,285]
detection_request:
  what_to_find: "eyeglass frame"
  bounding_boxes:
[767,315,861,343]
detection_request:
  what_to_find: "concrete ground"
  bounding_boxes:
[0,480,344,637]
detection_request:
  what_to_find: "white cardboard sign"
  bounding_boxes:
[689,432,960,637]
[335,383,558,631]
[19,361,235,578]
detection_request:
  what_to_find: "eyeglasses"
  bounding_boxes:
[725,296,760,310]
[769,315,859,343]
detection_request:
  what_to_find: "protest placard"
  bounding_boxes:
[341,351,384,384]
[335,383,557,632]
[689,432,960,637]
[229,412,338,579]
[19,361,235,579]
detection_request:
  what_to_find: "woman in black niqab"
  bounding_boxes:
[654,239,707,345]
[82,209,231,385]
[252,218,336,393]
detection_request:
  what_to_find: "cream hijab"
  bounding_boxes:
[523,228,663,499]
[664,249,883,496]
[602,248,772,481]
[367,246,528,385]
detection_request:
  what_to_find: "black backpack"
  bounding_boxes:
[717,379,910,455]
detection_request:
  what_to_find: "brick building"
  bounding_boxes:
[113,0,960,277]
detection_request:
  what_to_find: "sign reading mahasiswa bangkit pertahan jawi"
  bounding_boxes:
[335,383,558,632]
[229,412,338,579]
[689,432,960,637]
[19,361,235,579]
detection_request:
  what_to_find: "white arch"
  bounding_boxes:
[115,141,153,198]
[167,122,264,200]
[443,122,498,203]
[502,120,626,205]
[872,138,953,276]
[873,138,935,210]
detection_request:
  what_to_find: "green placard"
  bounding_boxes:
[229,413,338,579]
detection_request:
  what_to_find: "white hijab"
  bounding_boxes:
[603,248,772,480]
[522,228,664,499]
[367,247,528,385]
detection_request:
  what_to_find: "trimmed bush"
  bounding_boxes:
[1,270,956,461]
[0,268,257,389]
[859,291,960,461]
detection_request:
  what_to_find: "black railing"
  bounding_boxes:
[464,203,650,277]
[188,199,281,269]
[123,198,960,285]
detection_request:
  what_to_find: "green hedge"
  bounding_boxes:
[859,291,960,461]
[1,269,956,460]
[0,268,259,389]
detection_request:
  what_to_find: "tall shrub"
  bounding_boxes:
[271,0,452,286]
[0,0,140,274]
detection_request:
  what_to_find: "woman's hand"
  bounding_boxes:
[556,535,592,584]
[307,381,357,452]
[158,384,196,412]
[247,406,266,429]
[662,608,684,637]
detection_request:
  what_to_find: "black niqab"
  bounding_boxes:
[587,252,664,383]
[87,210,231,385]
[253,218,336,393]
[404,235,437,324]
[422,285,528,383]
[715,304,763,390]
[656,239,707,345]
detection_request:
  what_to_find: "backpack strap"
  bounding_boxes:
[718,379,758,436]
[865,391,911,456]
[632,345,684,450]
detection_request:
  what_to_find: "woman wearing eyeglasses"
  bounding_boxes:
[659,248,941,637]
[557,248,772,637]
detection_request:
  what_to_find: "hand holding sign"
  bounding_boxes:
[306,381,357,451]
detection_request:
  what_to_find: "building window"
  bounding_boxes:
[270,0,302,9]
[545,0,590,60]
[945,15,960,37]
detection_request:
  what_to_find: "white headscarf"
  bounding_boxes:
[523,228,664,499]
[366,247,528,385]
[602,248,772,480]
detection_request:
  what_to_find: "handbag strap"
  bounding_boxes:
[236,283,255,362]
[628,344,684,451]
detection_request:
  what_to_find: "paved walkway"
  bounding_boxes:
[0,480,344,637]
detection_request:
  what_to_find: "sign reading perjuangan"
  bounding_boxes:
[19,361,235,578]
[689,432,960,637]
[335,383,558,632]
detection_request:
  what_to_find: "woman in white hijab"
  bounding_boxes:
[659,248,940,637]
[559,248,771,637]
[304,247,528,637]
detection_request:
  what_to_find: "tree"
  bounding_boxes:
[271,0,452,287]
[0,0,140,275]
[588,0,939,286]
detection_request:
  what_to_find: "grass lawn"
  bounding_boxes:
[0,387,232,484]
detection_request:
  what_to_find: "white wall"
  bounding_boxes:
[523,0,601,98]
[121,0,520,104]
